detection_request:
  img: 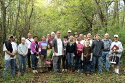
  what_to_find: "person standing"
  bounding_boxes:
[82,40,93,76]
[26,33,34,68]
[38,36,48,73]
[102,33,112,71]
[46,34,51,42]
[109,35,123,74]
[11,36,18,73]
[52,31,64,73]
[91,34,104,73]
[66,36,77,72]
[18,37,28,74]
[3,35,16,77]
[84,33,93,46]
[48,32,55,46]
[65,30,72,40]
[74,32,79,41]
[62,36,68,72]
[30,36,40,74]
[46,44,53,72]
[76,34,84,45]
[75,38,84,72]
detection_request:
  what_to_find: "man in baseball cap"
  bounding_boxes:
[65,30,72,40]
[114,35,119,38]
[109,34,123,74]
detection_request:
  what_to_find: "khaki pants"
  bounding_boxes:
[37,55,47,72]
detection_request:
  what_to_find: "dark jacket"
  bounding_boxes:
[92,40,104,57]
[3,40,13,53]
[66,42,77,54]
[52,38,64,53]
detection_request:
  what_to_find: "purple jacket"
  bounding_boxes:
[30,41,41,54]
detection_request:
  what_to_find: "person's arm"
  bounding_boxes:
[30,43,37,54]
[90,47,93,61]
[81,46,84,61]
[116,42,123,53]
[25,44,28,56]
[52,39,56,56]
[5,50,14,56]
[38,42,41,53]
[102,41,104,50]
[3,44,14,56]
[74,43,77,56]
[109,43,113,58]
[91,41,95,50]
[18,44,23,55]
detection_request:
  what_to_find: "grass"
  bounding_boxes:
[0,56,125,83]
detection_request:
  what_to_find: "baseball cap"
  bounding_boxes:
[68,30,71,33]
[9,35,13,38]
[114,35,118,38]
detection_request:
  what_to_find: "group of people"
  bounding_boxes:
[3,30,123,77]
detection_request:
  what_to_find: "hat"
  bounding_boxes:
[68,30,71,33]
[74,32,78,35]
[9,35,13,38]
[114,35,118,38]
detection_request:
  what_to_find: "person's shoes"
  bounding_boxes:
[86,74,90,76]
[62,69,65,72]
[35,70,38,73]
[77,69,80,73]
[32,70,36,74]
[90,72,94,75]
[65,69,67,72]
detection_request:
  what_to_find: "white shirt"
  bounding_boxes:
[84,39,93,47]
[3,42,17,60]
[76,40,85,45]
[55,38,63,56]
[26,38,34,49]
[11,42,18,59]
[109,41,123,58]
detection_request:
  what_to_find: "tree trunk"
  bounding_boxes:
[113,1,119,23]
[0,0,6,42]
[122,0,125,27]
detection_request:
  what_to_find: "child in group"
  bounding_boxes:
[45,44,53,72]
[62,36,68,72]
[75,38,84,72]
[82,40,93,76]
[18,37,28,74]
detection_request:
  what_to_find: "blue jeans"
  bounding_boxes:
[91,56,103,73]
[67,53,74,67]
[18,55,27,72]
[3,59,15,77]
[102,51,110,70]
[31,54,38,69]
[75,56,81,70]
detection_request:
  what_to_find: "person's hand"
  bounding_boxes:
[53,52,56,56]
[23,54,26,57]
[36,52,39,55]
[11,53,15,57]
[109,56,111,59]
[113,50,117,53]
[62,52,64,56]
[73,55,75,57]
[89,59,92,61]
